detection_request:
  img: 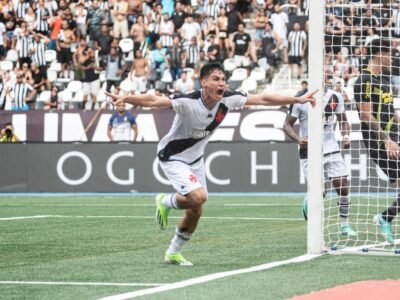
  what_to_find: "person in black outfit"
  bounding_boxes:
[354,39,399,244]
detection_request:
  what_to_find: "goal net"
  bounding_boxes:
[309,1,400,255]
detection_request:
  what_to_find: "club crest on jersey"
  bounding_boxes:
[189,174,198,183]
[215,109,225,123]
[191,128,211,139]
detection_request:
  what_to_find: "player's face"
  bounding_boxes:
[202,70,226,102]
[117,103,126,113]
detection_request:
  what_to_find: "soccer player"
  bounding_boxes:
[283,87,356,236]
[354,39,399,244]
[105,63,317,266]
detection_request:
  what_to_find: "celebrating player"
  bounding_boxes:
[354,39,399,244]
[105,62,317,266]
[283,86,356,237]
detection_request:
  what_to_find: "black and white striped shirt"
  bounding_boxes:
[393,9,400,36]
[288,30,307,57]
[30,39,47,66]
[187,45,201,65]
[14,2,30,19]
[159,20,174,47]
[11,83,33,109]
[0,82,5,109]
[16,33,32,58]
[35,7,50,32]
[204,4,220,19]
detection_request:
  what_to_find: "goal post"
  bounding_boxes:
[308,1,400,255]
[307,0,325,255]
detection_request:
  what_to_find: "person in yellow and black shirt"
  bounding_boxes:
[0,123,20,143]
[354,39,399,244]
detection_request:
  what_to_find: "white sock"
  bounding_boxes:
[166,228,192,254]
[162,193,179,209]
[340,217,348,227]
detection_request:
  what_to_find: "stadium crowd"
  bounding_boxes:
[0,0,398,110]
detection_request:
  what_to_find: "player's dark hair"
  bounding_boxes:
[200,63,225,80]
[369,39,391,56]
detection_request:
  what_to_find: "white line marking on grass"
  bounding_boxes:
[0,215,303,222]
[98,254,320,300]
[3,204,156,207]
[0,281,166,287]
[224,204,300,207]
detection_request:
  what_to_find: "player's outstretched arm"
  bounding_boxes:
[246,90,317,107]
[105,92,172,109]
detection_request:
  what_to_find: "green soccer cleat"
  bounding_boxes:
[165,253,193,266]
[155,193,170,230]
[341,224,357,237]
[302,197,308,221]
[373,214,394,244]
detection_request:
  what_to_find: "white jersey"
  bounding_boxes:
[157,90,247,164]
[288,89,345,155]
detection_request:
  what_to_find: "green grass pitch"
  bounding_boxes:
[1,195,399,300]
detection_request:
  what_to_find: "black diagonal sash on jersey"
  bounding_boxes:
[158,103,228,162]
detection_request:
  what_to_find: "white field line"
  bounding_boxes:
[0,281,166,287]
[224,204,299,206]
[98,254,320,300]
[0,215,304,221]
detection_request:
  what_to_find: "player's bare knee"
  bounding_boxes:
[187,189,208,208]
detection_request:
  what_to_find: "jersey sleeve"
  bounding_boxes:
[126,112,137,125]
[108,113,115,126]
[171,97,188,114]
[223,91,247,110]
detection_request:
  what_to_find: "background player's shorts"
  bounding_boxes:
[159,159,207,195]
[288,55,302,65]
[369,146,400,184]
[301,152,349,180]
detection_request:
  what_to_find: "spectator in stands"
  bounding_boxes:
[261,21,281,68]
[82,48,101,110]
[95,24,113,65]
[14,0,30,24]
[181,14,202,47]
[216,7,229,58]
[227,3,243,38]
[175,70,194,94]
[74,3,88,39]
[30,64,46,95]
[168,36,184,80]
[73,38,89,81]
[87,0,106,41]
[105,47,126,93]
[270,3,288,63]
[129,49,149,94]
[48,9,63,50]
[0,20,6,60]
[107,102,138,142]
[350,46,362,72]
[151,40,169,77]
[127,0,143,29]
[333,51,352,83]
[63,8,77,33]
[206,35,220,63]
[35,0,50,36]
[325,13,345,54]
[56,20,76,79]
[6,72,36,110]
[230,22,253,68]
[159,13,174,48]
[0,75,5,110]
[30,33,49,77]
[288,21,307,79]
[44,85,60,110]
[130,14,147,44]
[24,6,36,31]
[392,40,400,97]
[112,0,129,39]
[171,1,186,33]
[253,8,267,42]
[185,36,201,69]
[14,21,32,68]
[364,27,379,47]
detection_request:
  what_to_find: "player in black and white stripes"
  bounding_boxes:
[288,21,307,79]
[105,63,317,266]
[35,0,50,36]
[6,73,36,110]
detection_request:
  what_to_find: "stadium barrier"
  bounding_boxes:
[0,142,390,193]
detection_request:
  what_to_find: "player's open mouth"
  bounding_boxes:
[217,89,224,96]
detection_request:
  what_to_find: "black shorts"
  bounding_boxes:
[288,56,302,65]
[58,47,72,64]
[368,141,400,183]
